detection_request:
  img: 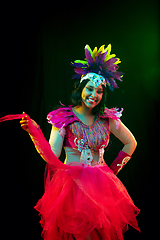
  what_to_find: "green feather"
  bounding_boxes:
[85,44,93,57]
[74,60,88,65]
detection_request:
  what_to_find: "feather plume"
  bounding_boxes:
[74,68,87,75]
[71,44,124,91]
[92,47,98,60]
[85,48,94,66]
[98,45,105,53]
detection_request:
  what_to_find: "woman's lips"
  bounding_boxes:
[87,97,97,103]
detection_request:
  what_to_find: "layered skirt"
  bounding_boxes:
[35,163,140,240]
[0,114,140,239]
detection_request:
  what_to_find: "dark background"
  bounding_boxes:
[1,0,159,239]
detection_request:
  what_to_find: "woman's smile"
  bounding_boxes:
[87,97,97,104]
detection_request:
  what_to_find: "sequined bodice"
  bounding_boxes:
[64,118,110,151]
[63,119,110,166]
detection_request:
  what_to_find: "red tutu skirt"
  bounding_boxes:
[0,114,140,240]
[35,163,140,240]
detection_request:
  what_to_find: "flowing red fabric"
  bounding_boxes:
[0,114,140,240]
[0,114,74,170]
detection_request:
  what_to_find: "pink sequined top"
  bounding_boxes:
[47,106,123,166]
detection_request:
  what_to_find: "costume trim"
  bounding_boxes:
[47,106,123,129]
[80,72,106,87]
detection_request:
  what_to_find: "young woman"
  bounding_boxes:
[0,44,140,239]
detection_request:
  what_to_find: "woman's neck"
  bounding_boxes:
[73,104,93,117]
[72,105,96,126]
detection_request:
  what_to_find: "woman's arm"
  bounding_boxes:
[49,126,65,158]
[109,118,137,156]
[109,119,137,175]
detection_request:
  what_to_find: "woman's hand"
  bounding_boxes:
[20,112,39,133]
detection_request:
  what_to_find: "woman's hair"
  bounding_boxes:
[70,79,107,115]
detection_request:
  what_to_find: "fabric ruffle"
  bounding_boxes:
[35,163,140,240]
[101,107,123,119]
[0,113,140,240]
[47,106,123,129]
[47,106,78,129]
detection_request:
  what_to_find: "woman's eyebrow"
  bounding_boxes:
[96,86,103,91]
[87,85,103,91]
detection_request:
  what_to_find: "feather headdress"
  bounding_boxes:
[71,44,124,91]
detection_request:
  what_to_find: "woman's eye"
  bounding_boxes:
[97,90,103,94]
[87,87,93,91]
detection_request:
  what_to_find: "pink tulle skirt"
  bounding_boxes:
[0,114,140,239]
[35,163,140,240]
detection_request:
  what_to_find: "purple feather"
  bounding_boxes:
[110,71,124,81]
[103,58,118,69]
[74,68,87,75]
[85,48,94,66]
[109,78,119,89]
[97,51,108,65]
[101,51,108,63]
[71,62,88,68]
[107,64,119,72]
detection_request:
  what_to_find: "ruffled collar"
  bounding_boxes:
[47,106,79,129]
[47,105,123,129]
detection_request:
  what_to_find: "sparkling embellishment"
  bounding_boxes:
[98,145,106,165]
[117,156,131,173]
[69,119,110,151]
[74,137,93,166]
[80,147,93,166]
[80,73,106,87]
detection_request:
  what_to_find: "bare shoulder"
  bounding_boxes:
[109,118,119,132]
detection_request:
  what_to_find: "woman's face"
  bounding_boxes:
[81,80,103,109]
